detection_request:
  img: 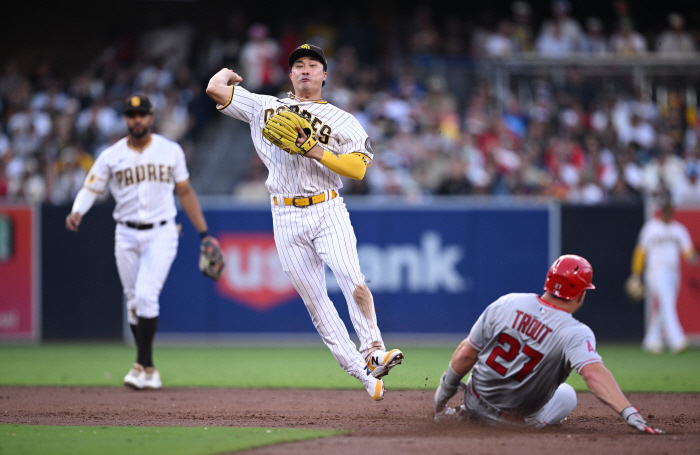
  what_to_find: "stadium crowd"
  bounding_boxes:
[2,0,700,205]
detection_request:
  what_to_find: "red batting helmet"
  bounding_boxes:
[543,255,595,300]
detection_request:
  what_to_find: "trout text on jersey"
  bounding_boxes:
[512,310,553,344]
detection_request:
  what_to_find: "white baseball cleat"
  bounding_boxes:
[365,349,404,379]
[143,367,162,390]
[671,338,690,355]
[363,375,385,401]
[124,363,145,390]
[642,343,663,355]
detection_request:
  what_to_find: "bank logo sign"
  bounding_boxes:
[216,233,297,310]
[217,231,468,311]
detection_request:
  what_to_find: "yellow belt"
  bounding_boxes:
[274,190,338,207]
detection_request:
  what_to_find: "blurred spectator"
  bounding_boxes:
[469,10,497,58]
[47,146,88,205]
[502,96,528,139]
[618,112,655,150]
[584,134,617,191]
[232,154,270,202]
[485,20,519,57]
[567,169,605,204]
[580,17,609,54]
[535,22,578,56]
[435,159,471,195]
[366,151,419,196]
[610,18,647,55]
[5,6,700,206]
[656,13,696,54]
[673,162,700,205]
[536,0,583,56]
[139,23,195,69]
[511,1,535,52]
[157,89,192,142]
[640,134,686,195]
[409,5,442,54]
[239,23,282,94]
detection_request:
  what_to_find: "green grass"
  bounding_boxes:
[0,343,698,392]
[565,344,700,392]
[0,343,697,455]
[0,424,344,455]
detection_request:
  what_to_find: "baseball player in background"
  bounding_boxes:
[434,255,663,434]
[66,95,217,390]
[627,198,698,354]
[205,44,403,401]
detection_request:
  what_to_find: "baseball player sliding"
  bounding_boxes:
[66,95,224,390]
[206,44,403,401]
[627,198,698,354]
[435,255,663,433]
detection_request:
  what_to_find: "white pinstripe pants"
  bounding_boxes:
[271,195,385,380]
[115,221,179,324]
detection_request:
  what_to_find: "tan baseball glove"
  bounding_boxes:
[262,108,318,155]
[199,237,225,281]
[624,275,645,303]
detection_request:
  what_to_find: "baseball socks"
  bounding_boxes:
[135,316,159,368]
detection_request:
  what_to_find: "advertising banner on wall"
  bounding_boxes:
[0,203,39,340]
[159,201,554,335]
[673,209,700,340]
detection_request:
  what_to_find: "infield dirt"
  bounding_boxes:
[1,387,698,454]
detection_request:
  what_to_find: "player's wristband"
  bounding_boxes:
[621,406,639,420]
[199,231,209,239]
[444,365,465,387]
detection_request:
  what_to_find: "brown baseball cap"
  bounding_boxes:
[288,44,327,71]
[123,95,154,115]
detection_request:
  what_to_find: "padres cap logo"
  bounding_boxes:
[288,44,327,71]
[123,94,154,114]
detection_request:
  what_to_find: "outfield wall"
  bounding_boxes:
[30,197,669,342]
[159,198,555,337]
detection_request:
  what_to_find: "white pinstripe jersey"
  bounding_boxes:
[467,293,602,416]
[216,86,373,196]
[83,134,189,223]
[638,218,693,273]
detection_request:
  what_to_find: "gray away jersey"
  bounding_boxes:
[217,86,373,197]
[467,293,602,416]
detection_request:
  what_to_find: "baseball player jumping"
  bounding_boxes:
[66,95,223,390]
[627,198,699,354]
[434,255,663,433]
[206,44,403,401]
